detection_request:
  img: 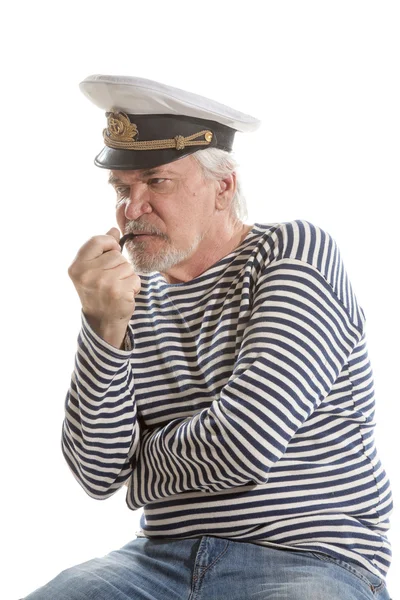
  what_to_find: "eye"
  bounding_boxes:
[148,178,173,193]
[115,186,129,197]
[114,186,129,207]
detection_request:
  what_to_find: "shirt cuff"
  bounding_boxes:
[81,312,134,357]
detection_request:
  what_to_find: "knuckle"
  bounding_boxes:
[110,249,122,259]
[96,274,110,292]
[68,260,82,281]
[67,263,76,278]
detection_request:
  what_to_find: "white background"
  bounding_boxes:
[1,1,398,597]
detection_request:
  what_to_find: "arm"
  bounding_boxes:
[127,257,364,508]
[62,229,141,499]
[61,315,139,499]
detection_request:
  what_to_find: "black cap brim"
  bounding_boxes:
[95,145,201,171]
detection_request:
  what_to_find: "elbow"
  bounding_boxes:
[61,440,129,500]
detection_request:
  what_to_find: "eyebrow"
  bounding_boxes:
[108,169,179,186]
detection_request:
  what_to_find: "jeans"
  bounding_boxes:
[23,536,390,599]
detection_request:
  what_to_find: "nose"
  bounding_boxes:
[124,184,153,220]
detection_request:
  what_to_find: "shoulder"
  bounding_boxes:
[251,220,365,329]
[253,220,340,274]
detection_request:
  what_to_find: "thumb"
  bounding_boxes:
[106,227,121,243]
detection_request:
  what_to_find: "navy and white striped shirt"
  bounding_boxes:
[62,220,393,579]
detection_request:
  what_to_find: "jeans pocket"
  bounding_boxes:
[310,552,386,595]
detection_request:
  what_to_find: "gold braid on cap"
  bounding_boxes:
[103,112,213,151]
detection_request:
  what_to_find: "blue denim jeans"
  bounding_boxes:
[23,536,390,599]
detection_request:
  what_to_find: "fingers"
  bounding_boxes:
[70,251,137,286]
[95,249,127,270]
[110,261,141,290]
[93,268,141,301]
[76,233,121,261]
[106,227,122,244]
[119,272,141,296]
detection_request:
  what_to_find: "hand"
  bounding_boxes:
[68,228,141,348]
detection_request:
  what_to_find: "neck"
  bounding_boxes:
[162,221,253,284]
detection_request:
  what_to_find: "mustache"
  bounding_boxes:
[124,221,165,236]
[119,221,168,251]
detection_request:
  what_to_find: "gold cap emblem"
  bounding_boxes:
[105,112,138,143]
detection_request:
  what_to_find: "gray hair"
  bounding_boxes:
[192,148,248,222]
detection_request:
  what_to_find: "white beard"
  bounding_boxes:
[126,233,205,274]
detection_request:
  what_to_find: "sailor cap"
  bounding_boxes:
[79,74,261,170]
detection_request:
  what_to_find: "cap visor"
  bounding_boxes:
[95,146,200,170]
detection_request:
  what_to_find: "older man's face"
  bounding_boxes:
[110,155,219,275]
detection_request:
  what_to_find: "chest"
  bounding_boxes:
[130,270,254,426]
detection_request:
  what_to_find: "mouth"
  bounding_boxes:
[119,233,156,250]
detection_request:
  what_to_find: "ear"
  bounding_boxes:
[215,172,237,211]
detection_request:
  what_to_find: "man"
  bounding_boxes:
[25,75,392,599]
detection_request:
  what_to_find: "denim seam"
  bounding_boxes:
[311,553,386,593]
[190,540,230,599]
[199,540,230,580]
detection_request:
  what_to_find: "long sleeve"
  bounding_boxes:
[61,314,139,499]
[127,256,364,509]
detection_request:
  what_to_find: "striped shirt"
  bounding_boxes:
[62,220,393,579]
